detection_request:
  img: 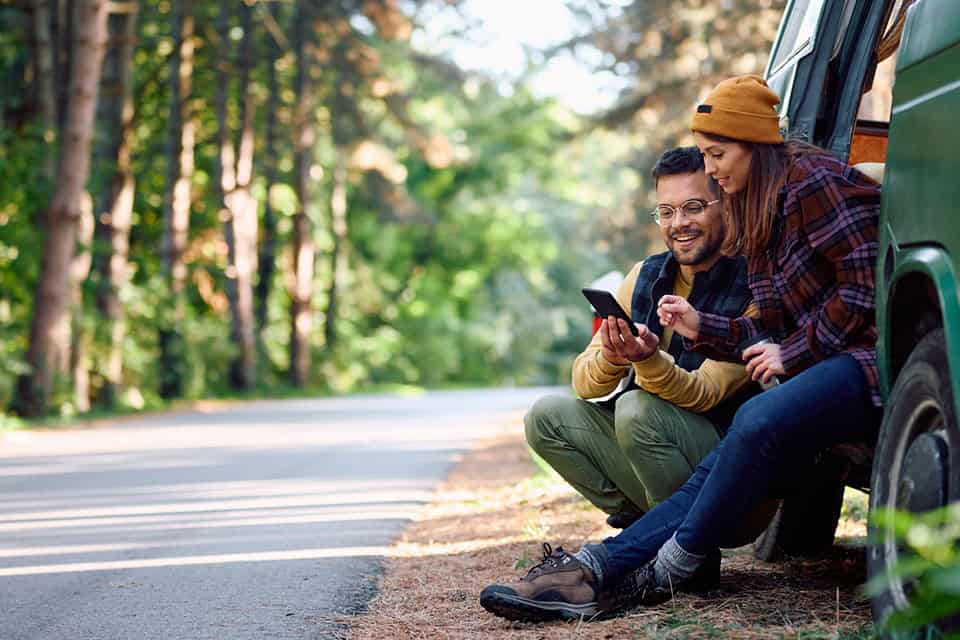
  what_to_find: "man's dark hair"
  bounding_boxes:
[651,146,707,186]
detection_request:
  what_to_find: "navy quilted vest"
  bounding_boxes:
[628,252,756,429]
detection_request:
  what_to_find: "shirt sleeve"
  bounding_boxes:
[571,263,640,399]
[777,166,880,375]
[634,302,760,410]
[691,310,765,361]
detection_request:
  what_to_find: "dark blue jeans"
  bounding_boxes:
[594,354,880,583]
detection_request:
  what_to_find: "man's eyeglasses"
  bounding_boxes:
[649,198,719,224]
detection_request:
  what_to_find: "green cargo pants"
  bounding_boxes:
[524,390,720,515]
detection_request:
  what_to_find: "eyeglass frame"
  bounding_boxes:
[648,198,720,224]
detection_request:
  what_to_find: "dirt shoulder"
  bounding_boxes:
[343,428,874,639]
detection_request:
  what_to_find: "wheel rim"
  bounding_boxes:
[882,398,950,610]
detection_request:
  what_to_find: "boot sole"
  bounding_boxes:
[479,589,601,622]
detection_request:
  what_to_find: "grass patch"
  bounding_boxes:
[521,521,551,540]
[653,610,729,638]
[841,488,870,524]
[513,549,534,570]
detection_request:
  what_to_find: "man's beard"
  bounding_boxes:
[672,234,723,266]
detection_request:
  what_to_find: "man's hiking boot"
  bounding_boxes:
[605,510,645,529]
[479,543,602,622]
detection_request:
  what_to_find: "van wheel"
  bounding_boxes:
[753,463,845,562]
[868,329,958,636]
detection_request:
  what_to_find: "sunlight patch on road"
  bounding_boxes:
[0,458,218,477]
[0,530,385,558]
[0,505,422,533]
[0,489,435,523]
[0,536,533,576]
[0,477,435,509]
[0,546,394,576]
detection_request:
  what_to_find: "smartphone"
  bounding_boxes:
[581,288,639,336]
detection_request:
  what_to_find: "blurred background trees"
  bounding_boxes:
[0,0,783,419]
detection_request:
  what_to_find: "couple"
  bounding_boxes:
[480,74,883,622]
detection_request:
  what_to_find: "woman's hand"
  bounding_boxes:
[656,295,701,340]
[742,342,786,385]
[599,318,660,365]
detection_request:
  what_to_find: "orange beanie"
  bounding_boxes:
[690,75,783,144]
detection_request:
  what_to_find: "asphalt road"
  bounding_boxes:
[0,387,556,639]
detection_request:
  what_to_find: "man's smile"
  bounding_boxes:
[671,231,702,246]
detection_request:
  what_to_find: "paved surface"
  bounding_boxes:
[0,387,556,639]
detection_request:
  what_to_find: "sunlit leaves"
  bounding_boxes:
[867,506,960,635]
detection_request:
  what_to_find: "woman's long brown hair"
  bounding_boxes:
[697,133,825,257]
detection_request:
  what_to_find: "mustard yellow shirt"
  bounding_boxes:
[572,261,757,413]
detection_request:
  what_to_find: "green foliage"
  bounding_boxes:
[843,488,870,525]
[513,549,533,570]
[317,59,604,390]
[2,0,784,417]
[867,506,960,638]
[0,124,48,408]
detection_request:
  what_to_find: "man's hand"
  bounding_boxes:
[599,317,660,365]
[742,342,785,385]
[656,295,701,340]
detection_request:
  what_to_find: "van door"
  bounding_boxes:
[766,0,888,156]
[765,0,850,141]
[764,0,886,152]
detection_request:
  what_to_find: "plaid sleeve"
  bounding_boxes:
[779,164,880,375]
[684,311,763,362]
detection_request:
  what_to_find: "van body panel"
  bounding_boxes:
[876,242,960,423]
[883,48,960,254]
[897,0,960,72]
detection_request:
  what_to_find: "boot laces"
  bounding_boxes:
[524,542,569,580]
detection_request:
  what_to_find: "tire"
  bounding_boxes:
[868,329,959,637]
[753,460,845,562]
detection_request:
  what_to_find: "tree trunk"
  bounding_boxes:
[215,0,257,391]
[32,0,57,178]
[324,42,354,354]
[324,160,347,353]
[92,1,138,408]
[159,0,194,399]
[54,0,74,134]
[14,0,109,417]
[232,0,258,388]
[70,193,94,412]
[255,1,281,349]
[288,5,315,387]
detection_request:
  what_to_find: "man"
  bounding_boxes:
[525,146,757,532]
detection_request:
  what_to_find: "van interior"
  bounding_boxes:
[847,0,914,183]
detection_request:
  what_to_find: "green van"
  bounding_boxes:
[762,0,959,632]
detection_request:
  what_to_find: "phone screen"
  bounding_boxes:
[581,288,639,336]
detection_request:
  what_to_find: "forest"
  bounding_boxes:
[0,0,785,420]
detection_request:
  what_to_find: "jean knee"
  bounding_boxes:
[726,395,780,451]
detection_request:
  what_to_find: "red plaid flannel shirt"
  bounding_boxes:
[692,154,882,406]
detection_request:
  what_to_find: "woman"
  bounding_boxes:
[479,74,883,622]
